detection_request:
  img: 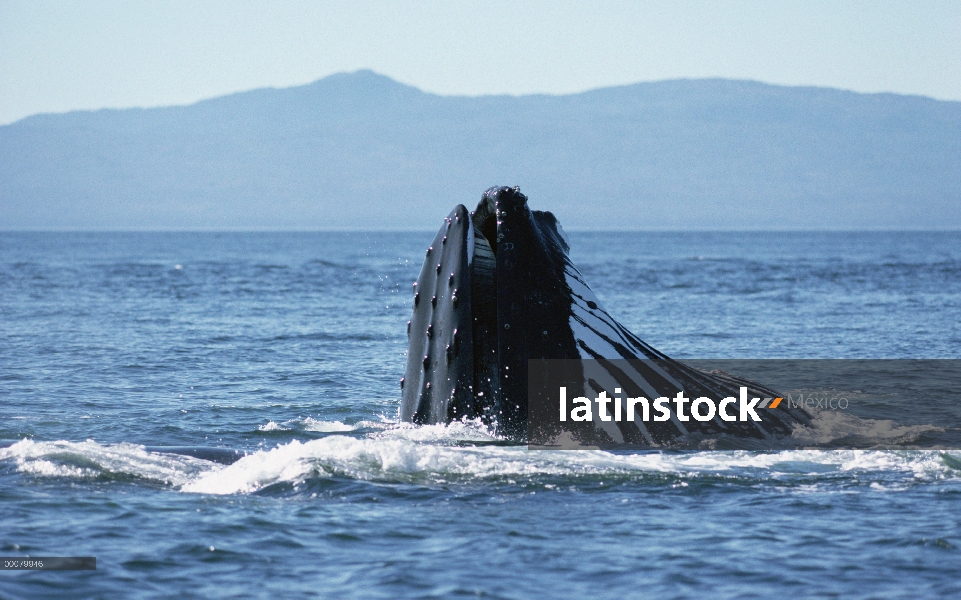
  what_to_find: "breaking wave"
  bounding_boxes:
[0,439,210,486]
[3,419,961,496]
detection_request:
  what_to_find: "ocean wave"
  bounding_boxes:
[258,421,290,432]
[0,439,210,486]
[183,439,961,495]
[369,418,499,442]
[259,417,386,433]
[300,418,357,432]
[4,428,960,497]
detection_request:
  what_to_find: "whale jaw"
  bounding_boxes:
[400,204,476,425]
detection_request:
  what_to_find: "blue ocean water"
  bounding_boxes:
[1,230,960,599]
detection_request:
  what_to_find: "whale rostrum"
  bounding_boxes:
[401,186,810,444]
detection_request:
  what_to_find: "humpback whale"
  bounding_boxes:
[401,186,809,444]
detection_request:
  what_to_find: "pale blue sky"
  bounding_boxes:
[2,0,959,125]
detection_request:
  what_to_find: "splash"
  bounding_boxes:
[300,418,356,432]
[0,439,210,486]
[258,421,289,432]
[3,424,960,497]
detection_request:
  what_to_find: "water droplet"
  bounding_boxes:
[423,355,430,370]
[414,292,420,306]
[400,377,405,389]
[448,273,454,286]
[504,323,510,329]
[542,330,548,336]
[436,263,441,274]
[426,325,433,338]
[431,295,437,307]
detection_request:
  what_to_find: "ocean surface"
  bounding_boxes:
[1,230,960,599]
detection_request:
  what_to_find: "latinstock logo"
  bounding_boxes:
[526,359,961,450]
[557,387,784,424]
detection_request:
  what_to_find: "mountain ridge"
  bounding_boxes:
[3,70,959,230]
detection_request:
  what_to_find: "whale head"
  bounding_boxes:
[400,186,581,438]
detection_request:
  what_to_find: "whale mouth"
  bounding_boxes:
[401,186,811,443]
[400,186,575,437]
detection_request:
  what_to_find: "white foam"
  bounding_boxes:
[182,436,612,494]
[0,439,211,486]
[371,418,499,443]
[4,428,960,497]
[299,418,355,433]
[258,421,289,432]
[181,435,961,495]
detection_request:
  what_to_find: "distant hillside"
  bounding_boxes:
[2,70,959,230]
